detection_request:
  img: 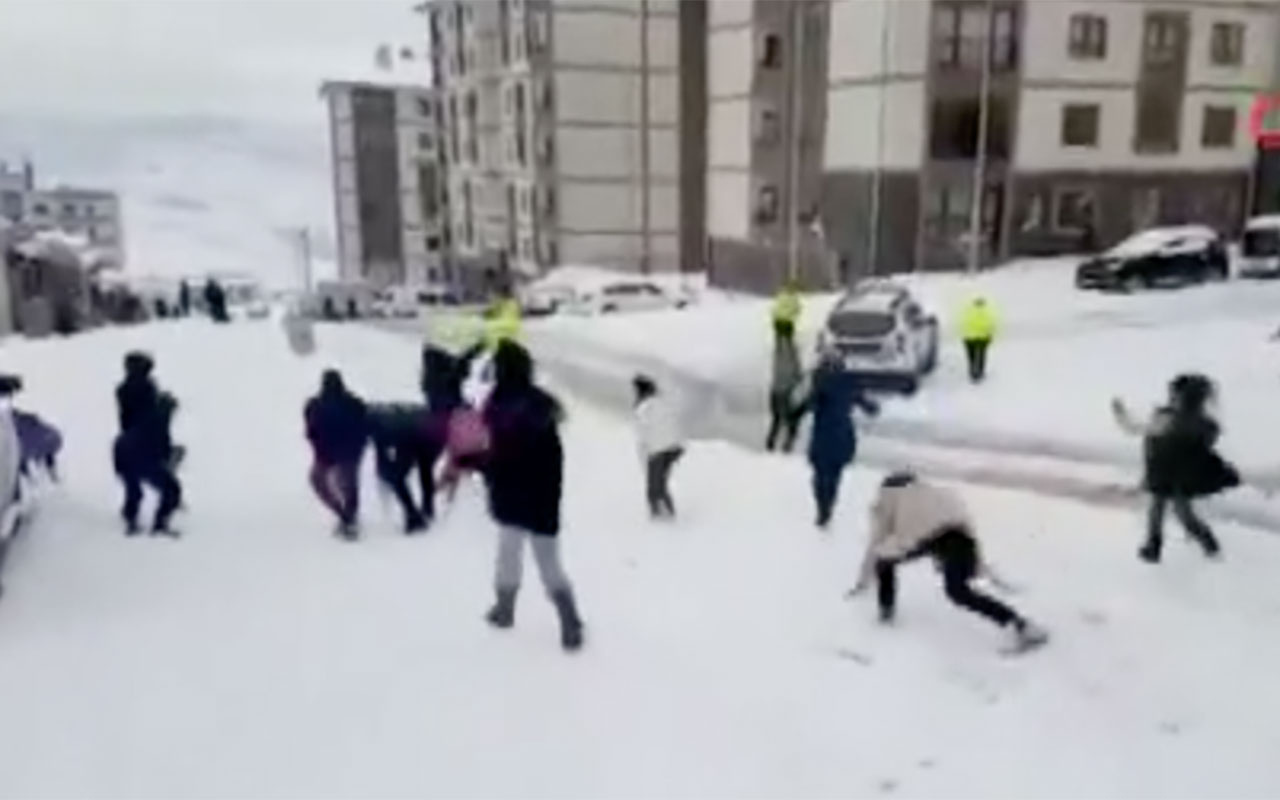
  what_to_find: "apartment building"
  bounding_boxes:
[0,161,125,270]
[424,0,705,287]
[707,0,1280,290]
[321,80,446,288]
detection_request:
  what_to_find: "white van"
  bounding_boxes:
[1239,215,1280,279]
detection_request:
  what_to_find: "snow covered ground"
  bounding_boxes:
[525,261,1280,488]
[0,318,1279,796]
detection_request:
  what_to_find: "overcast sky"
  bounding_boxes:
[0,0,428,122]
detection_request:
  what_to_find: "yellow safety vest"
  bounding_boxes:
[772,289,801,326]
[959,302,997,341]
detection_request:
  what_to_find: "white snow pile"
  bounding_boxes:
[0,318,1278,797]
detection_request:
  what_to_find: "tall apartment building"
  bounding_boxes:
[424,0,705,288]
[707,0,1280,290]
[321,80,446,288]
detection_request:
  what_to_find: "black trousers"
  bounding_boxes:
[376,442,442,526]
[875,526,1020,628]
[812,466,844,527]
[121,464,183,530]
[1145,495,1220,558]
[646,447,683,517]
[765,389,800,452]
[963,339,991,382]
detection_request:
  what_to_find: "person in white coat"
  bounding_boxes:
[848,471,1047,653]
[633,375,685,519]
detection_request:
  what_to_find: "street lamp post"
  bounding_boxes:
[966,0,994,274]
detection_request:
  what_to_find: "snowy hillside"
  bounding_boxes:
[0,319,1277,796]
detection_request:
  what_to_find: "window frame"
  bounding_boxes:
[1061,103,1101,148]
[1052,186,1096,233]
[1210,21,1244,67]
[1067,13,1107,60]
[1201,104,1238,149]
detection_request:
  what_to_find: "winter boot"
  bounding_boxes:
[486,587,518,629]
[335,522,359,542]
[550,589,584,652]
[151,525,180,539]
[123,519,141,537]
[404,513,429,535]
[1005,619,1049,654]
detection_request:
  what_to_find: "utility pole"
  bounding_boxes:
[295,227,314,292]
[966,0,994,274]
[867,1,892,280]
[785,2,804,283]
[638,0,652,274]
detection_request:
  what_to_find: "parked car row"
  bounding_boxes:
[521,275,693,317]
[1074,215,1280,292]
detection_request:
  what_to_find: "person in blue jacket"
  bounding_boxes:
[304,370,369,540]
[797,353,880,529]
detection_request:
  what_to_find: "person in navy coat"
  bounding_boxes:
[797,354,879,529]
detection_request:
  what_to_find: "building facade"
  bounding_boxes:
[322,80,446,288]
[424,0,704,287]
[707,0,1280,290]
[0,162,124,270]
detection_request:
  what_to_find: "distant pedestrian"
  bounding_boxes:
[1113,373,1239,563]
[796,354,879,529]
[480,341,583,652]
[847,471,1048,654]
[204,279,229,323]
[633,374,684,520]
[113,352,183,536]
[772,279,801,328]
[178,280,192,316]
[959,296,997,383]
[304,370,369,540]
[765,318,803,452]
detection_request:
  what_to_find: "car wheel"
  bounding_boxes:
[1122,273,1146,293]
[921,325,940,375]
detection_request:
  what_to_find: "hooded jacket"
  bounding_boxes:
[803,362,878,470]
[305,372,369,465]
[856,473,973,587]
[482,342,563,536]
[115,355,175,469]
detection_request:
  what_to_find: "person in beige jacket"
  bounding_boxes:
[849,471,1047,652]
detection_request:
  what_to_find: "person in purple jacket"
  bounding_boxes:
[304,370,369,540]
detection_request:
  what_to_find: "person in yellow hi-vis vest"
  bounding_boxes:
[484,294,522,351]
[958,296,998,383]
[772,280,801,328]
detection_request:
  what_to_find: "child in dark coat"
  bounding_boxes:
[305,370,369,540]
[797,354,879,529]
[1113,373,1239,563]
[114,352,183,536]
[368,403,434,533]
[480,341,583,652]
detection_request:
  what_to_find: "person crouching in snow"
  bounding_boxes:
[481,341,584,652]
[1112,373,1238,563]
[796,352,879,529]
[848,471,1048,653]
[304,370,369,541]
[633,374,685,519]
[114,352,183,537]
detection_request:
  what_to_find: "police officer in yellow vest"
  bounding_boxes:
[958,296,998,383]
[484,293,522,351]
[772,280,801,328]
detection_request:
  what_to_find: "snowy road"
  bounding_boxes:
[2,320,1279,797]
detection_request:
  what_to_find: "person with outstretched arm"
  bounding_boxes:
[795,354,879,529]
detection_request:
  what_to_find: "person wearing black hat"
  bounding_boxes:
[632,374,685,519]
[1113,373,1239,563]
[304,369,369,540]
[480,341,584,652]
[114,352,183,536]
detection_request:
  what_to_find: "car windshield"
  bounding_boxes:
[1107,228,1211,258]
[828,309,895,338]
[1243,227,1280,257]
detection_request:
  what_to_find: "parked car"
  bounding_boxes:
[1075,225,1229,291]
[521,284,576,317]
[370,287,422,319]
[816,281,939,395]
[566,279,689,315]
[1239,215,1280,279]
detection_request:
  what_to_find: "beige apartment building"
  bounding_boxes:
[707,0,1280,291]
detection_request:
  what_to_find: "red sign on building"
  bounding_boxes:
[1251,93,1280,148]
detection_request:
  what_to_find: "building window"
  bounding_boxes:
[758,33,782,68]
[1210,22,1244,67]
[426,235,441,252]
[519,186,532,213]
[929,96,1011,159]
[1068,14,1107,59]
[935,4,1016,71]
[755,185,779,224]
[61,203,77,217]
[528,11,549,54]
[1143,14,1180,65]
[417,97,434,118]
[923,182,972,240]
[755,106,781,145]
[1135,92,1179,153]
[1202,105,1237,148]
[32,202,48,216]
[541,185,556,216]
[538,133,554,167]
[1061,104,1100,147]
[418,132,434,151]
[1054,188,1095,232]
[540,78,554,111]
